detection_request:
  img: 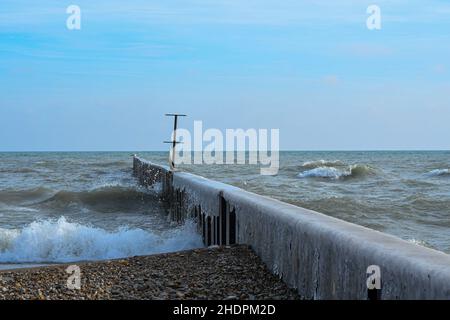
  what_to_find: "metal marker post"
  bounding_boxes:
[164,114,186,170]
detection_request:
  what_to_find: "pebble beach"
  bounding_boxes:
[0,245,299,300]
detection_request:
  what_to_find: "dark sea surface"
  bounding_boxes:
[0,152,202,268]
[0,151,449,268]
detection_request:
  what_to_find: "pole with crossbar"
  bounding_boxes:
[164,113,186,170]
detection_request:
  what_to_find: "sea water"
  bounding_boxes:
[0,152,203,268]
[0,151,449,268]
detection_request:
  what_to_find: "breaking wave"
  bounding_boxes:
[298,164,375,179]
[0,217,203,263]
[426,169,450,177]
[300,160,345,169]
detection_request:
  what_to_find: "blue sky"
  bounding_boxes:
[1,0,449,151]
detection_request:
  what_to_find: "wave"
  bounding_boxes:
[0,185,160,213]
[0,217,203,263]
[0,168,39,174]
[426,168,450,177]
[84,160,129,167]
[0,204,39,213]
[300,160,345,169]
[0,187,57,206]
[404,194,450,210]
[298,167,344,179]
[298,164,375,180]
[38,185,160,213]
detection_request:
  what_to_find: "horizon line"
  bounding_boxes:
[0,149,449,153]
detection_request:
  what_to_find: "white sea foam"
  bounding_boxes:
[407,238,430,249]
[298,164,375,179]
[298,167,347,179]
[0,217,203,263]
[301,160,345,168]
[426,169,450,177]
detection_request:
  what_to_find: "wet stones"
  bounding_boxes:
[0,245,299,300]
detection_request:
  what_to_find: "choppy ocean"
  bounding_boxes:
[0,151,449,268]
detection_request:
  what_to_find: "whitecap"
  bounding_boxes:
[298,164,375,180]
[298,167,347,179]
[0,217,203,263]
[426,169,450,177]
[301,160,345,169]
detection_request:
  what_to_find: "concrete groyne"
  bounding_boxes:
[133,156,450,300]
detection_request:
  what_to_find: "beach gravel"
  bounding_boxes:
[0,245,299,300]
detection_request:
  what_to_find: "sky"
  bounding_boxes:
[0,0,449,151]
